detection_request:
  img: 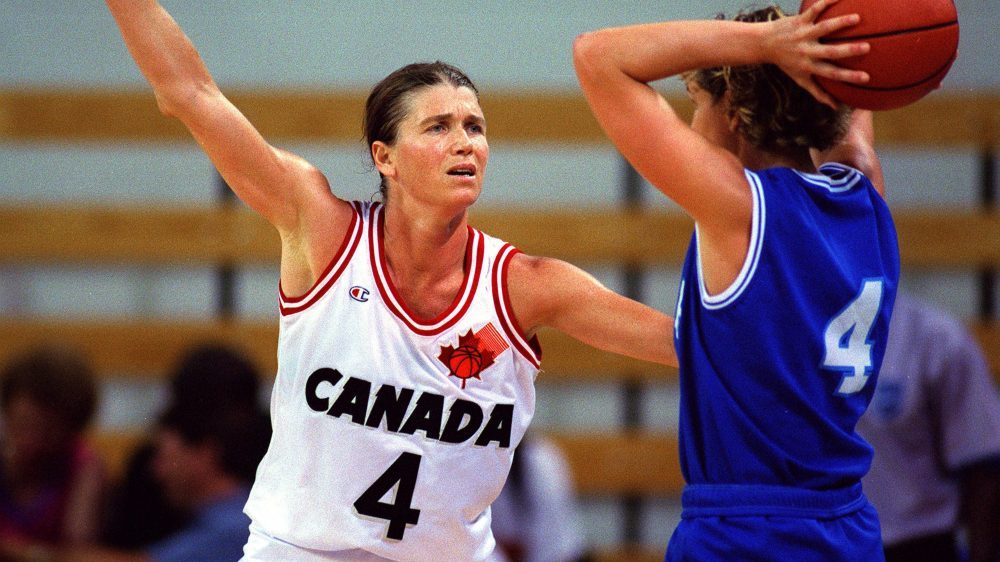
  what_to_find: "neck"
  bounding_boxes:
[382,199,469,284]
[738,141,815,172]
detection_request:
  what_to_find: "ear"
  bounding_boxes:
[723,93,740,134]
[371,141,395,179]
[728,112,741,134]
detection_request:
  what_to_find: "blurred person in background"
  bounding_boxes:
[102,344,265,549]
[491,434,592,562]
[0,346,105,552]
[1,372,271,562]
[858,291,1000,562]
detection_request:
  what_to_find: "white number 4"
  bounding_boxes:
[822,279,885,395]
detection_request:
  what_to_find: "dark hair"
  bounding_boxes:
[685,6,850,152]
[159,404,271,483]
[0,346,97,434]
[363,61,479,199]
[168,343,261,413]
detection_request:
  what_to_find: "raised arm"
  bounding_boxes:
[571,0,870,225]
[507,254,677,368]
[105,1,353,295]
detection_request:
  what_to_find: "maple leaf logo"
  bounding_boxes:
[438,325,508,388]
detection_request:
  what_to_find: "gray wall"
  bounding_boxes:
[2,0,997,550]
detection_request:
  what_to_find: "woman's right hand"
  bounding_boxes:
[762,0,871,108]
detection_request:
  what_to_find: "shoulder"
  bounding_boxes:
[506,254,595,297]
[504,254,567,336]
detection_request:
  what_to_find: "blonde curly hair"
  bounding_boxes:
[684,5,850,152]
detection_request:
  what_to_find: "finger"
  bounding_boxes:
[813,40,870,60]
[810,13,861,38]
[800,0,840,23]
[812,61,870,84]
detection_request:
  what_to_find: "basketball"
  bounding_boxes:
[800,0,959,110]
[449,346,483,379]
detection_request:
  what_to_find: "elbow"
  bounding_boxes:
[572,30,606,79]
[572,31,596,63]
[153,91,180,118]
[152,79,212,119]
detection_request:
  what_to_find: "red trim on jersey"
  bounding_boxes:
[492,244,542,367]
[369,205,484,336]
[278,202,364,316]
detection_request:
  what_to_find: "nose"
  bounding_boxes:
[452,128,473,154]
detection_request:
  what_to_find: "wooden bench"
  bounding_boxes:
[1,206,997,375]
[1,89,996,146]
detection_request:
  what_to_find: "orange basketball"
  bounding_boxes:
[449,346,483,379]
[800,0,959,110]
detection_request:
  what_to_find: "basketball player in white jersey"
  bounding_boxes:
[104,2,678,561]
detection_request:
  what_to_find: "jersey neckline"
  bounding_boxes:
[369,203,484,336]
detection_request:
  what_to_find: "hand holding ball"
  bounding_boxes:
[800,0,959,110]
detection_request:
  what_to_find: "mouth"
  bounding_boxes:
[446,164,477,177]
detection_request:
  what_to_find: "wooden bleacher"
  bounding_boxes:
[1,206,997,376]
[1,88,996,562]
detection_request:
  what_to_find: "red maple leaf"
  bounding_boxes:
[438,330,499,388]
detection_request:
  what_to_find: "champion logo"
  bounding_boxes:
[349,286,370,302]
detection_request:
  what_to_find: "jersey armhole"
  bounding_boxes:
[696,169,766,310]
[492,244,542,367]
[278,201,364,316]
[797,163,865,193]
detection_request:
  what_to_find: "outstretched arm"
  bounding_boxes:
[507,254,677,368]
[105,1,353,295]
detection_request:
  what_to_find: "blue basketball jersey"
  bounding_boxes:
[673,163,899,490]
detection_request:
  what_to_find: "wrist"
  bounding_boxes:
[752,19,778,65]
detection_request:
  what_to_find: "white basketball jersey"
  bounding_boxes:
[244,201,541,562]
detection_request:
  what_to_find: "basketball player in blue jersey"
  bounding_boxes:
[102,2,679,561]
[575,1,898,560]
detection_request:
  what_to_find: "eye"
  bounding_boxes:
[467,123,485,135]
[427,123,447,133]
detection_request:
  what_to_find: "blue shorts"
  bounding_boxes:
[665,483,884,562]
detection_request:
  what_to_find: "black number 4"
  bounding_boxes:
[354,452,422,540]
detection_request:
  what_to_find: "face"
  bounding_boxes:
[373,83,488,211]
[152,428,214,509]
[687,81,738,154]
[2,394,73,476]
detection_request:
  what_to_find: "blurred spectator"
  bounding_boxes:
[102,344,264,548]
[141,404,270,562]
[1,343,271,562]
[858,291,1000,562]
[0,346,105,550]
[491,434,591,562]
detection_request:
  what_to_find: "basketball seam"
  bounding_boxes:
[821,20,957,43]
[827,54,956,92]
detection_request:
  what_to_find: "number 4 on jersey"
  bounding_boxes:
[354,452,422,540]
[822,279,885,395]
